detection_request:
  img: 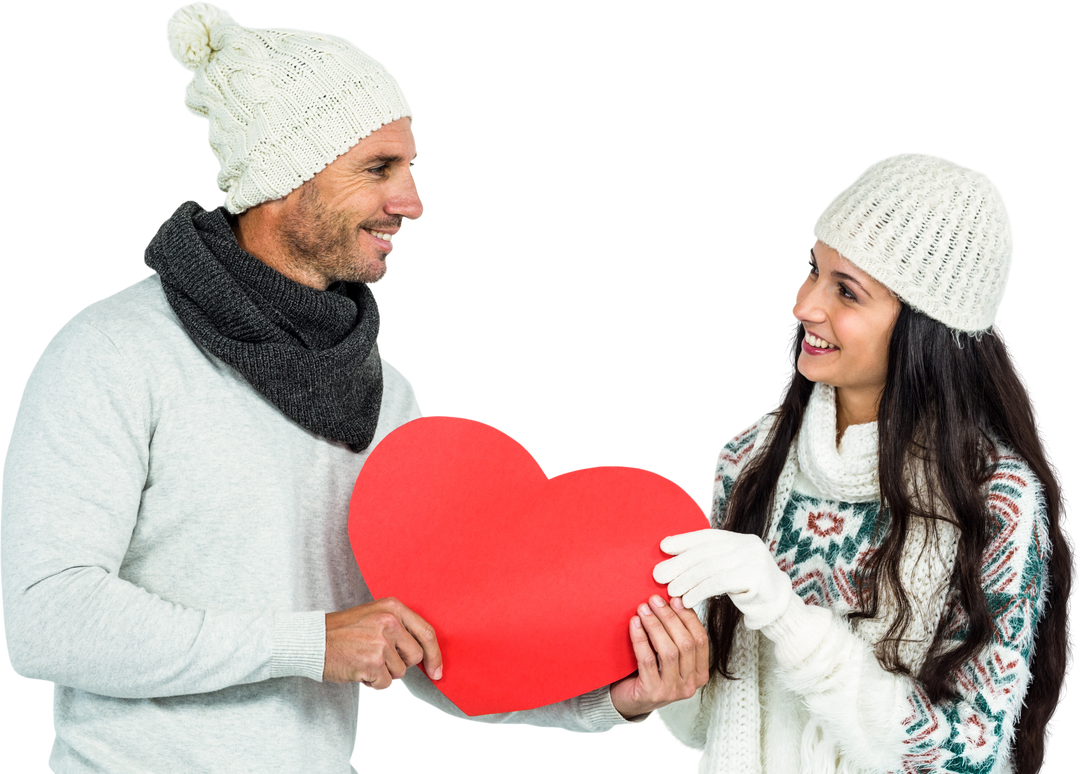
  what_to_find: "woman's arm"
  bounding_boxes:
[762,456,1049,772]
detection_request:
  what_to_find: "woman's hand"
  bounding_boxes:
[654,529,795,629]
[609,595,710,719]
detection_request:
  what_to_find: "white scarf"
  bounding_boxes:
[700,384,960,774]
[797,383,879,503]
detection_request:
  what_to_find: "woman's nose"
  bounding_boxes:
[790,273,812,321]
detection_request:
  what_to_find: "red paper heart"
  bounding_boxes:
[349,417,707,716]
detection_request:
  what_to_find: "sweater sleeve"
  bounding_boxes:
[2,321,324,698]
[400,669,632,731]
[761,456,1050,772]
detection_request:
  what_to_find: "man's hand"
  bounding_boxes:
[323,597,442,688]
[609,595,710,719]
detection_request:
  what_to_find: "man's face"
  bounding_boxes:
[275,118,422,287]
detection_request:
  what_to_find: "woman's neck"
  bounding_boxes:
[834,387,880,444]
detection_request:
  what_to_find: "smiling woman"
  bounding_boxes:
[794,242,901,437]
[654,155,1072,774]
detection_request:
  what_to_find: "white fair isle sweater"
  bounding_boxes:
[659,385,1048,774]
[2,276,626,774]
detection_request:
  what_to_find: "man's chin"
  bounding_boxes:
[365,262,390,287]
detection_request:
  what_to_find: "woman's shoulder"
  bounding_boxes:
[986,442,1044,517]
[715,412,778,480]
[984,441,1050,563]
[710,413,778,525]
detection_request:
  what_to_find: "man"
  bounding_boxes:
[2,4,707,772]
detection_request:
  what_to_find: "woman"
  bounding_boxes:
[654,155,1071,773]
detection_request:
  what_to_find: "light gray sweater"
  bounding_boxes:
[2,276,623,773]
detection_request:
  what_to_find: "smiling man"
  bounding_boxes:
[1,4,707,773]
[233,118,423,289]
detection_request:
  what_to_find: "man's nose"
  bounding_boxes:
[387,171,423,220]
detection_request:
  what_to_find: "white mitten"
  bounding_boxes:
[654,529,795,629]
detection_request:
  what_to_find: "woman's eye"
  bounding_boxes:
[807,256,855,297]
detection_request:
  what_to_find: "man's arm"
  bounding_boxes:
[2,320,325,696]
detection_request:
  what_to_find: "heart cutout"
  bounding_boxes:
[349,417,707,716]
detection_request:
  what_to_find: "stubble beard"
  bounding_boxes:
[280,180,402,286]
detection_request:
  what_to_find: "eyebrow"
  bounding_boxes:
[810,248,874,299]
[349,153,417,171]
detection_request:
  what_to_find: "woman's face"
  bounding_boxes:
[793,241,902,419]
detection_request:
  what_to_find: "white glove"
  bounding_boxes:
[653,529,795,629]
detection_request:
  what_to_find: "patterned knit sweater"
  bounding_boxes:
[659,386,1049,773]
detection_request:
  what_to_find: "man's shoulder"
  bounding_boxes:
[375,359,421,435]
[69,275,176,343]
[16,277,183,445]
[49,275,206,378]
[380,359,410,392]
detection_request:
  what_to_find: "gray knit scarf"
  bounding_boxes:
[145,201,383,452]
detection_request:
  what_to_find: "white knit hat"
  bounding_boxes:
[167,3,411,214]
[814,154,1011,332]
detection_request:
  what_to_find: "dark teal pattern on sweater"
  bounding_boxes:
[710,422,1050,773]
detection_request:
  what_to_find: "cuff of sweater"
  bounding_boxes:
[758,593,834,668]
[579,686,641,729]
[270,611,326,681]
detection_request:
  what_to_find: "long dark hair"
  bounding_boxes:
[707,304,1071,773]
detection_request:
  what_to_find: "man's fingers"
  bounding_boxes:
[613,596,711,717]
[637,597,680,688]
[397,604,443,681]
[647,595,699,683]
[362,664,394,690]
[357,606,421,678]
[671,597,710,688]
[628,614,658,682]
[323,598,442,685]
[669,595,707,631]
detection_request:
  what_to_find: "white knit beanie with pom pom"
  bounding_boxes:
[814,154,1011,333]
[167,3,411,214]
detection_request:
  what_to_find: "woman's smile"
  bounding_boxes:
[801,330,838,353]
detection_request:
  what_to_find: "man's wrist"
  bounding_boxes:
[607,684,652,723]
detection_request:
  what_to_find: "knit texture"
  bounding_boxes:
[167,3,411,213]
[144,201,384,452]
[3,277,628,772]
[659,391,1048,773]
[815,155,1011,333]
[797,385,879,502]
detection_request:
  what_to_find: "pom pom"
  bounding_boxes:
[167,3,236,70]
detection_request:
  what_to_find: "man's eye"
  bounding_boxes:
[373,161,419,175]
